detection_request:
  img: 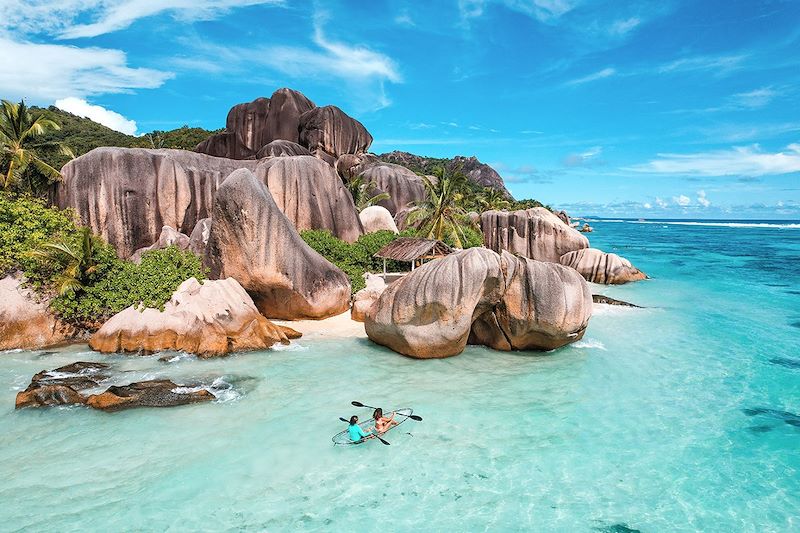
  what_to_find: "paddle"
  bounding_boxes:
[338,417,390,446]
[351,401,423,421]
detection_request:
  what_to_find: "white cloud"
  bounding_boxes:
[697,190,711,207]
[2,0,284,39]
[643,202,652,209]
[564,146,603,167]
[0,37,173,102]
[394,10,415,27]
[655,197,668,208]
[459,0,577,23]
[674,194,691,206]
[658,54,747,75]
[566,67,616,85]
[731,87,777,109]
[609,17,641,35]
[55,97,137,135]
[627,143,800,177]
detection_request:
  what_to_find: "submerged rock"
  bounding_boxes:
[592,294,642,307]
[560,248,647,284]
[204,168,351,320]
[481,207,589,263]
[0,275,76,351]
[85,380,214,411]
[359,205,399,234]
[365,248,591,358]
[90,277,294,356]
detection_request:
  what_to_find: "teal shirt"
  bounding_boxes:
[348,424,369,442]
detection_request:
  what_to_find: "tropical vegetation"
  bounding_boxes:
[344,174,391,211]
[0,100,74,194]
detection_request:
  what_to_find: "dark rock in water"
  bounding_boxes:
[742,407,800,428]
[16,361,110,408]
[790,321,800,329]
[85,380,214,411]
[769,357,800,369]
[748,425,774,433]
[593,525,642,533]
[592,295,642,308]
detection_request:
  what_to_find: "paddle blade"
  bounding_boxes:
[376,435,390,445]
[339,417,349,423]
[409,415,423,421]
[351,401,365,407]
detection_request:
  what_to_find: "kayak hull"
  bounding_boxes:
[332,408,413,445]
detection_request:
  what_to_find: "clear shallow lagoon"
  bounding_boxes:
[1,219,799,532]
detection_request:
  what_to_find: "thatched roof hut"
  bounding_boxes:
[374,238,452,273]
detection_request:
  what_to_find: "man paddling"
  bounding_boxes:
[347,415,373,443]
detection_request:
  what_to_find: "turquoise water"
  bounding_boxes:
[2,219,799,532]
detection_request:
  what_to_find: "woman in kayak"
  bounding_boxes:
[372,408,399,434]
[348,415,372,442]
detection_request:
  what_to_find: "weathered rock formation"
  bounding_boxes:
[90,277,294,356]
[560,248,647,284]
[554,210,570,226]
[55,148,363,256]
[378,151,512,197]
[592,294,642,307]
[196,89,315,159]
[0,275,75,351]
[55,147,257,257]
[195,88,371,165]
[85,380,214,411]
[358,163,427,215]
[254,156,363,242]
[256,139,312,158]
[204,168,351,320]
[481,207,589,263]
[365,248,592,358]
[580,223,594,233]
[130,225,190,263]
[298,105,372,164]
[359,206,399,234]
[351,274,387,323]
[15,362,109,409]
[189,218,212,256]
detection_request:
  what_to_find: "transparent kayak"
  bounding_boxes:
[332,408,413,445]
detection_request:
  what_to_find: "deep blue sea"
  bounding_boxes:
[1,219,799,532]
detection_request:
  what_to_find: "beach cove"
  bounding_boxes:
[2,219,798,532]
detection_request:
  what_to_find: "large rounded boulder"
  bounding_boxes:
[298,105,373,164]
[204,168,351,320]
[559,248,647,284]
[0,276,75,351]
[255,139,312,158]
[89,277,293,356]
[359,206,399,234]
[481,207,589,263]
[358,163,427,215]
[365,248,591,358]
[254,155,363,242]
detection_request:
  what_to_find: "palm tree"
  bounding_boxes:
[345,174,391,211]
[407,166,472,248]
[478,187,511,211]
[0,99,73,191]
[28,227,98,296]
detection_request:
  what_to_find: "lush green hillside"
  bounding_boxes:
[30,106,220,171]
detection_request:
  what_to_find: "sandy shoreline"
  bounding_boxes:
[272,310,367,340]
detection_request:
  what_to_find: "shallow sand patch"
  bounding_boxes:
[271,310,366,339]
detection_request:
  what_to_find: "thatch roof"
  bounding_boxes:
[374,238,452,262]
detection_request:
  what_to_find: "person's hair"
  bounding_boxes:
[373,408,383,420]
[349,415,358,425]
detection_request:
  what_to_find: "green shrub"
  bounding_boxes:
[300,229,408,292]
[52,246,206,327]
[0,193,78,280]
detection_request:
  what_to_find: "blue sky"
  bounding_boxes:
[3,0,799,218]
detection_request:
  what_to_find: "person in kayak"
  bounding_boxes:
[348,415,372,442]
[372,408,399,434]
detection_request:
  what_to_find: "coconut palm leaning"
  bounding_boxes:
[478,187,511,211]
[0,99,73,192]
[407,166,472,248]
[28,227,99,296]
